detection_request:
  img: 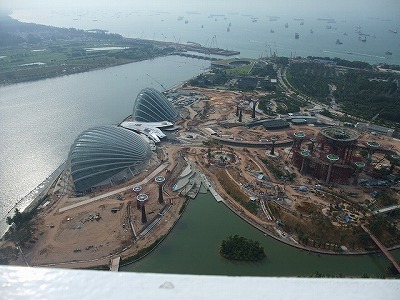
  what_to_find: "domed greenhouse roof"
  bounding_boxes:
[68,125,152,192]
[132,88,179,122]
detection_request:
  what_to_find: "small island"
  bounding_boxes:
[219,235,266,261]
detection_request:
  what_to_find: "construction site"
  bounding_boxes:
[169,85,400,255]
[3,82,400,270]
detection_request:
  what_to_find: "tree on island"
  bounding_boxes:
[219,235,266,261]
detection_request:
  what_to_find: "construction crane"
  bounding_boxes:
[267,44,272,57]
[210,35,218,49]
[146,74,166,91]
[368,108,385,125]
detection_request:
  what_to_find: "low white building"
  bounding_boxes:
[355,122,395,136]
[120,121,174,143]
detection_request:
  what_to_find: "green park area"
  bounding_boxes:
[213,58,256,74]
[0,15,173,85]
[0,40,170,84]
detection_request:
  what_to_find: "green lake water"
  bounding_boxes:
[121,192,400,277]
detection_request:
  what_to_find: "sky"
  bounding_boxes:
[2,0,399,19]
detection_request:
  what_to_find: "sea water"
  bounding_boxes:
[9,1,400,65]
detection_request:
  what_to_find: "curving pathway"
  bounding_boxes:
[59,162,169,213]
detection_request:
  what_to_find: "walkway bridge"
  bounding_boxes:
[372,204,400,215]
[361,224,400,273]
[109,257,120,272]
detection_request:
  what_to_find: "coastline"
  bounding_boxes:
[0,54,168,88]
[0,161,66,238]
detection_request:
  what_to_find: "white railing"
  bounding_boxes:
[0,266,399,300]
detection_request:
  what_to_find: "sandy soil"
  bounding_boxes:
[17,146,185,269]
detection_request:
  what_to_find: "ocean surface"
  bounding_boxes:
[10,4,400,65]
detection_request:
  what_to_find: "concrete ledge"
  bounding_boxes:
[1,266,399,300]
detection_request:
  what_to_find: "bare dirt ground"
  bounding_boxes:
[15,146,186,269]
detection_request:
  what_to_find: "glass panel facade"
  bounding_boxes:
[68,125,151,192]
[132,88,178,122]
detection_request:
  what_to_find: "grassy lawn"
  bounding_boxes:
[225,62,255,75]
[0,41,165,84]
[0,41,125,71]
[214,58,256,75]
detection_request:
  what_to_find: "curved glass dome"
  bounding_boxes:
[69,125,152,193]
[132,88,179,122]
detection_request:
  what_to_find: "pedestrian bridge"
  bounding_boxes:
[372,204,400,215]
[361,224,400,274]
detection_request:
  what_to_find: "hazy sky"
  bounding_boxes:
[2,0,400,18]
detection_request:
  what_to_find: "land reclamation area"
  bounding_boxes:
[0,15,237,85]
[0,15,174,85]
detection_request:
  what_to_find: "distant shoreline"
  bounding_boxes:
[0,15,237,86]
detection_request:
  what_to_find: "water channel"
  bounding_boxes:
[122,192,400,277]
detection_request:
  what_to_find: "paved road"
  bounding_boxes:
[59,163,169,213]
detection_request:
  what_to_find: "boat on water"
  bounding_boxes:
[178,16,183,21]
[359,36,367,42]
[295,33,299,39]
[385,51,393,55]
[317,18,335,22]
[389,29,397,33]
[336,39,343,45]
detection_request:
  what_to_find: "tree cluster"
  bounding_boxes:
[286,59,400,128]
[307,56,372,70]
[251,62,277,78]
[286,62,334,101]
[380,64,400,72]
[219,235,266,261]
[6,208,32,229]
[334,70,400,125]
